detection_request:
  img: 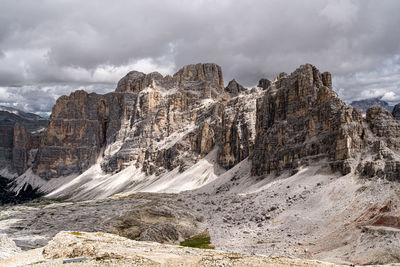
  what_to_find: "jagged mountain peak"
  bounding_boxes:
[115,62,225,99]
[270,63,332,90]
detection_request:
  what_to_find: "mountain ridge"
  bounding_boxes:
[350,97,394,113]
[5,62,399,199]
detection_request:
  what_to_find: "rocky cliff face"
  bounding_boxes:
[11,62,400,195]
[356,106,400,181]
[32,63,229,179]
[392,103,400,120]
[218,87,261,169]
[32,90,122,179]
[0,107,48,176]
[252,64,364,176]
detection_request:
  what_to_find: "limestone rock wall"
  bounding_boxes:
[33,90,122,179]
[0,110,48,176]
[251,64,364,176]
[22,62,400,184]
[355,106,400,181]
[33,63,233,178]
[102,64,227,175]
[218,88,262,169]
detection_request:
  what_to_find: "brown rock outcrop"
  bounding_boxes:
[102,198,207,244]
[366,106,400,150]
[33,90,122,179]
[355,106,400,181]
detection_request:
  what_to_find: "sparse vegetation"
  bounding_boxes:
[180,232,214,249]
[69,231,83,236]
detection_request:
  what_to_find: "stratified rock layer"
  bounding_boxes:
[252,64,363,176]
[33,63,229,179]
[33,90,121,179]
[0,107,48,176]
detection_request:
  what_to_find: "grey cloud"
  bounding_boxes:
[0,0,399,114]
[335,55,400,104]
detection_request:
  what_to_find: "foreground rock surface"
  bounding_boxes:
[102,197,207,244]
[1,176,400,265]
[0,231,344,267]
[0,233,21,260]
[0,193,206,250]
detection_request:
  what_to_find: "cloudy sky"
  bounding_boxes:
[0,0,399,116]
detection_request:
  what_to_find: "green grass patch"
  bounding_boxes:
[69,231,83,236]
[180,233,214,249]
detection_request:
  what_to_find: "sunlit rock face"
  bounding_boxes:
[33,63,231,179]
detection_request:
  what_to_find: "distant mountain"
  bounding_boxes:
[350,97,394,113]
[0,106,45,121]
[0,106,49,180]
[0,106,48,204]
[0,106,48,134]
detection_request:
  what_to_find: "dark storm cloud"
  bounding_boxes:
[0,0,400,114]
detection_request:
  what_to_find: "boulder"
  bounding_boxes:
[102,198,207,244]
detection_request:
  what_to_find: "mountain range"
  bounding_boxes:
[350,97,394,113]
[0,63,400,265]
